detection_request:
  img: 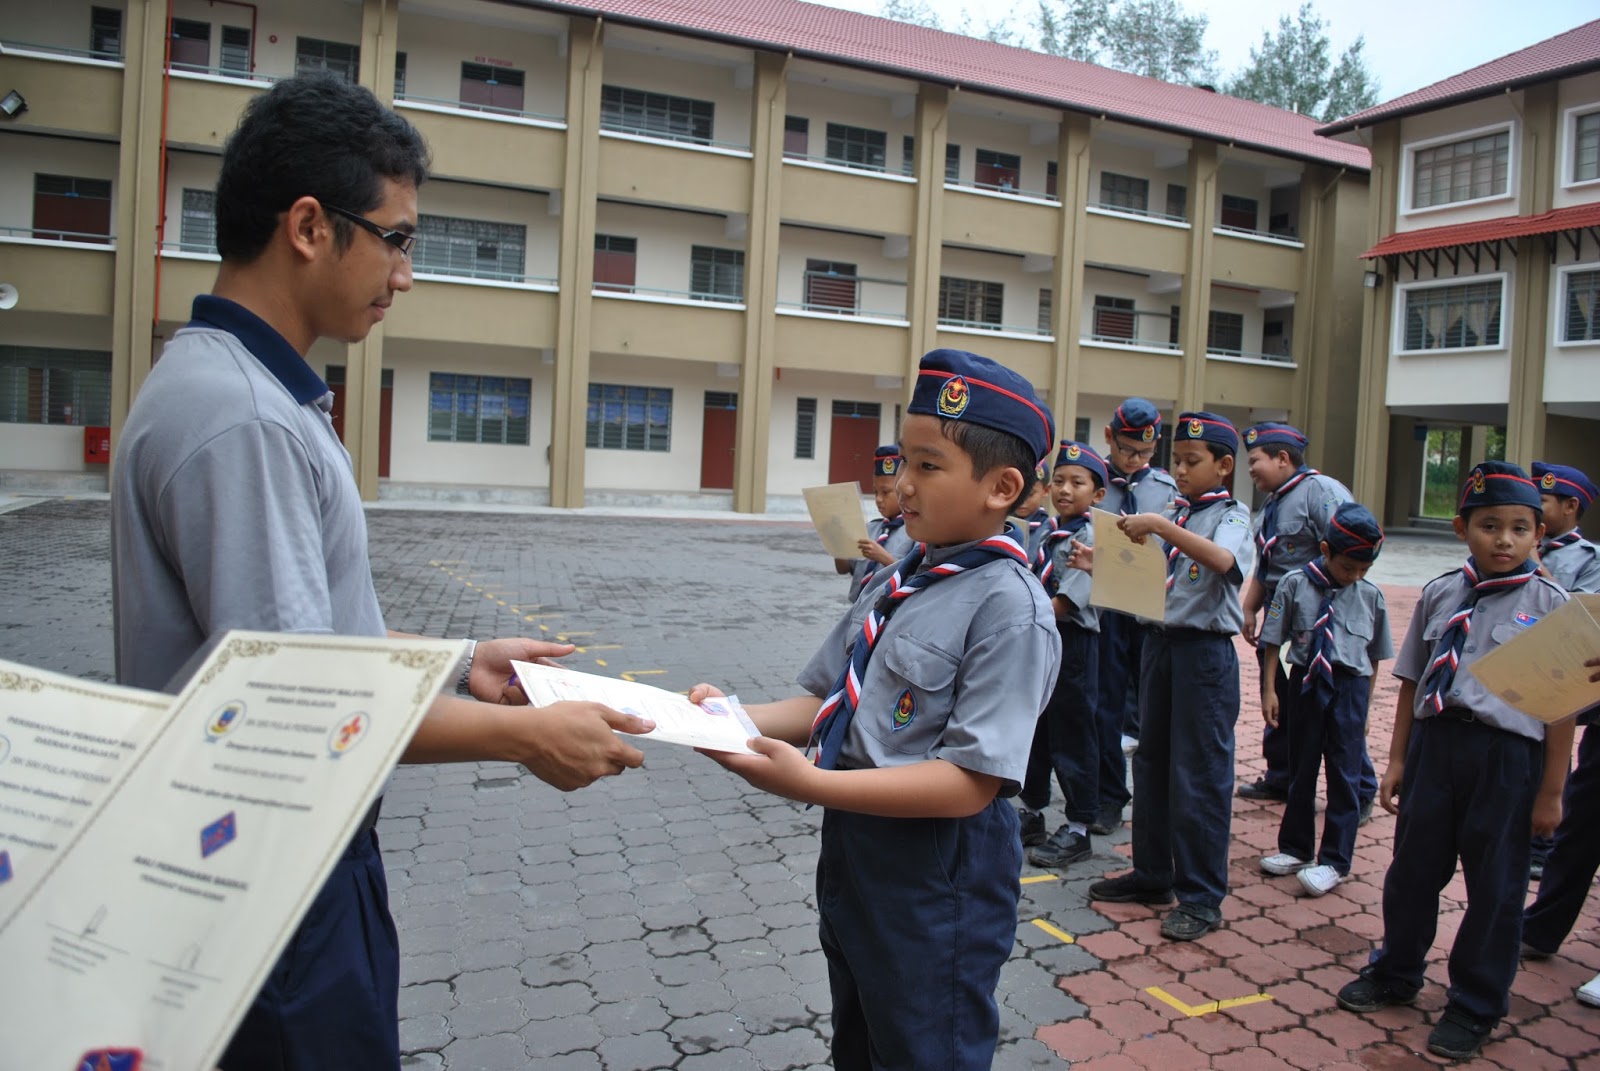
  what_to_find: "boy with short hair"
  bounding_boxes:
[1014,461,1054,565]
[1257,502,1393,897]
[1337,461,1573,1062]
[1093,399,1178,833]
[1088,412,1251,941]
[1531,462,1600,593]
[1020,441,1109,867]
[836,445,915,602]
[695,348,1061,1069]
[1236,423,1358,805]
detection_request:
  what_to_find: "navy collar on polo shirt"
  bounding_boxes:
[189,294,329,405]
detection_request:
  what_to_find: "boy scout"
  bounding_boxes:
[1093,398,1178,832]
[693,348,1061,1070]
[1014,461,1054,565]
[1236,423,1358,805]
[1337,461,1572,1061]
[1088,412,1251,941]
[1257,502,1393,897]
[836,445,915,602]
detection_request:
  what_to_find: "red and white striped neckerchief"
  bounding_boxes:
[1256,466,1320,565]
[1420,557,1540,713]
[1165,488,1233,591]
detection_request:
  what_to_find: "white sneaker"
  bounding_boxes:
[1578,972,1600,1008]
[1120,734,1139,755]
[1297,864,1344,897]
[1260,853,1313,876]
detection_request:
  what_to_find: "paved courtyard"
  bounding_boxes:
[1,496,1597,1070]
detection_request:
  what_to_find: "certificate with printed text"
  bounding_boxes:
[803,482,872,558]
[0,631,465,1071]
[512,660,760,754]
[1088,508,1168,622]
[1469,594,1600,724]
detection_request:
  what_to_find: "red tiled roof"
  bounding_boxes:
[1319,19,1600,136]
[1361,202,1600,259]
[525,0,1370,170]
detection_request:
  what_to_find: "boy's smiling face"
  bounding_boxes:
[1454,504,1543,575]
[1050,466,1104,516]
[895,414,1020,547]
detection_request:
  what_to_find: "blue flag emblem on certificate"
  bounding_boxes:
[200,811,237,859]
[0,849,11,885]
[78,1050,142,1071]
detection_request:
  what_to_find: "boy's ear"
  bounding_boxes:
[1536,520,1547,543]
[1218,453,1235,476]
[987,465,1026,512]
[1102,426,1114,447]
[1092,486,1107,503]
[1319,540,1331,557]
[1451,515,1468,542]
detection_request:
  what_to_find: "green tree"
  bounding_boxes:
[1225,2,1379,121]
[1034,0,1217,84]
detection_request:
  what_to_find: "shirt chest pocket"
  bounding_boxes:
[864,633,960,754]
[1341,604,1375,642]
[1488,621,1528,651]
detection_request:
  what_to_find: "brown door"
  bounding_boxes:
[33,175,112,242]
[594,236,637,292]
[700,392,737,490]
[828,402,882,492]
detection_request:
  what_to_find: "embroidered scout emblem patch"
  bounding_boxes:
[1035,461,1048,480]
[1187,417,1203,438]
[1142,425,1156,443]
[200,811,237,859]
[1541,472,1557,491]
[1066,443,1082,461]
[937,376,971,417]
[1471,469,1486,494]
[883,456,900,475]
[1514,611,1539,627]
[891,688,916,731]
[1187,561,1201,584]
[1245,427,1259,445]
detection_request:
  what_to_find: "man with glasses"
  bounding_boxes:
[111,73,652,1070]
[1091,400,1178,835]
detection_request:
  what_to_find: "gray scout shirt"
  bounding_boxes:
[1393,568,1569,741]
[798,537,1062,794]
[1251,471,1351,590]
[847,516,916,602]
[1543,536,1600,594]
[112,307,387,693]
[1049,520,1098,633]
[1099,463,1178,516]
[1260,570,1394,676]
[1155,499,1253,633]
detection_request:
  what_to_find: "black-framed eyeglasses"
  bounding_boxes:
[1111,441,1157,462]
[323,203,416,258]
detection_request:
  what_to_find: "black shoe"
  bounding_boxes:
[1520,940,1554,961]
[1029,827,1092,869]
[1089,803,1123,836]
[1018,808,1047,846]
[1236,778,1288,801]
[1336,969,1419,1013]
[1160,904,1218,941]
[1088,872,1174,905]
[1530,857,1547,881]
[1358,798,1374,826]
[1427,1008,1494,1061]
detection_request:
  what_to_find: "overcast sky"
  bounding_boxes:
[807,0,1596,101]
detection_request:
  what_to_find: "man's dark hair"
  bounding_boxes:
[215,73,430,262]
[939,419,1037,513]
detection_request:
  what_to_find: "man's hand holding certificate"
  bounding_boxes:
[512,661,760,755]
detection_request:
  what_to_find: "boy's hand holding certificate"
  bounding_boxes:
[511,661,760,754]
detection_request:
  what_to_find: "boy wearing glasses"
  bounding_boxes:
[1092,399,1177,833]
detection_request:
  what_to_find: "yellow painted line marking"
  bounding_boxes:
[595,659,608,667]
[1145,987,1274,1017]
[575,644,622,654]
[556,631,595,640]
[496,600,507,606]
[525,613,563,621]
[1029,919,1075,944]
[538,624,550,632]
[1020,874,1059,885]
[621,670,667,682]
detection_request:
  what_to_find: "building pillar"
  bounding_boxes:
[1175,141,1218,412]
[904,84,950,386]
[1351,126,1399,514]
[1292,168,1326,451]
[1505,82,1558,469]
[1047,113,1093,442]
[549,17,605,509]
[108,0,167,458]
[341,0,402,500]
[732,52,787,514]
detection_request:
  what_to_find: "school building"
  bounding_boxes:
[1318,19,1600,528]
[0,0,1372,511]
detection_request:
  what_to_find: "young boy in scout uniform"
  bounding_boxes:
[1337,461,1573,1061]
[835,445,916,603]
[1021,441,1110,868]
[1257,502,1393,897]
[1014,461,1054,565]
[1088,412,1251,941]
[694,348,1061,1070]
[1093,398,1179,833]
[1236,423,1362,807]
[1521,461,1600,1006]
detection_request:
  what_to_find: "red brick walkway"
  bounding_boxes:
[1034,585,1600,1069]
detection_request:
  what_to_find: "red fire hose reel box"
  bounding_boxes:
[84,425,111,464]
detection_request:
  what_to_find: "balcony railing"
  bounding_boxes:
[938,315,1050,338]
[1086,201,1189,225]
[395,92,563,124]
[782,151,914,177]
[598,121,748,153]
[593,283,744,305]
[0,224,114,245]
[1208,346,1294,364]
[161,239,218,255]
[946,177,1058,202]
[1089,306,1178,347]
[168,63,281,83]
[0,39,122,63]
[414,265,557,286]
[1214,223,1303,245]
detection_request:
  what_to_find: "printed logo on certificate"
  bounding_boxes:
[204,700,246,741]
[327,711,369,757]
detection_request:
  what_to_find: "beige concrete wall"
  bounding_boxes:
[414,181,559,281]
[945,111,1049,192]
[1543,413,1600,477]
[394,10,565,117]
[938,245,1050,334]
[601,46,753,148]
[765,368,904,493]
[1395,95,1522,231]
[0,133,119,234]
[0,51,124,140]
[1079,266,1178,350]
[1386,267,1516,409]
[783,80,915,164]
[591,202,744,297]
[582,353,717,492]
[1553,71,1600,209]
[774,228,908,318]
[0,310,113,471]
[1088,139,1188,211]
[1545,264,1600,403]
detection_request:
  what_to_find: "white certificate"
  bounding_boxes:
[0,631,465,1071]
[0,667,168,923]
[1469,594,1600,724]
[1088,508,1168,622]
[803,482,872,558]
[512,660,760,754]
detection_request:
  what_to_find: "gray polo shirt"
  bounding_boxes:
[1048,520,1098,632]
[1251,471,1351,590]
[111,295,387,692]
[1261,570,1394,676]
[798,537,1061,795]
[1544,535,1600,594]
[847,516,916,602]
[1393,568,1569,740]
[1100,463,1178,516]
[1157,499,1252,633]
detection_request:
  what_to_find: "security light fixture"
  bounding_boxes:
[0,90,27,118]
[1362,270,1383,289]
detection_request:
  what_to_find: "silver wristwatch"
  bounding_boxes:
[455,638,478,696]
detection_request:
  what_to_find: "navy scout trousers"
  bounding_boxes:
[1279,668,1371,874]
[1094,610,1139,812]
[1524,724,1600,953]
[818,798,1020,1070]
[1131,629,1239,916]
[1021,621,1100,823]
[1263,655,1379,804]
[1369,716,1541,1022]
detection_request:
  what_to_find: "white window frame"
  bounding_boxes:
[1559,103,1600,192]
[1392,270,1510,355]
[1401,121,1517,217]
[1553,261,1600,348]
